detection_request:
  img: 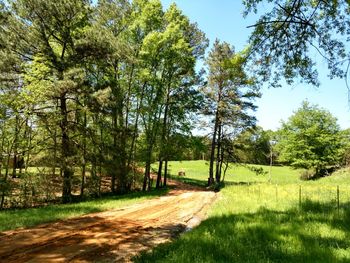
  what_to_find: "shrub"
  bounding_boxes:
[248,166,268,176]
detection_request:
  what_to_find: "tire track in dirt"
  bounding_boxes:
[0,180,216,262]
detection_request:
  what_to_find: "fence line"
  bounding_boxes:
[240,183,350,215]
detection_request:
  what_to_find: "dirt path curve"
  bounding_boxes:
[0,180,216,262]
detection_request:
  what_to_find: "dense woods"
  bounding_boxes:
[0,0,212,207]
[0,0,260,208]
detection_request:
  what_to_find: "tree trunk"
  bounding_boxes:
[209,85,222,186]
[143,156,151,191]
[12,114,19,178]
[24,119,32,174]
[215,124,222,183]
[52,100,59,177]
[91,160,97,197]
[156,93,171,188]
[125,63,135,131]
[156,83,171,189]
[117,106,127,194]
[143,138,156,191]
[164,159,168,187]
[52,127,57,177]
[60,94,72,204]
[222,159,229,183]
[20,118,29,175]
[209,112,219,186]
[157,159,163,188]
[127,81,146,169]
[80,110,87,197]
[111,114,117,193]
[0,150,11,209]
[99,127,103,197]
[0,122,5,178]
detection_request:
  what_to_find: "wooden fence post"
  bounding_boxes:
[299,185,302,209]
[337,185,340,216]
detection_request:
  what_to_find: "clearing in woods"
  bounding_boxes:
[0,180,216,263]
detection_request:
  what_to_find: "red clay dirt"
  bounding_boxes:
[0,180,216,262]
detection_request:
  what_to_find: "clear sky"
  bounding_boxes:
[161,0,350,131]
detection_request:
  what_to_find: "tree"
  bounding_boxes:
[86,0,133,194]
[1,0,99,203]
[233,126,272,165]
[339,128,350,166]
[243,0,350,87]
[203,40,259,185]
[155,4,208,188]
[277,101,342,175]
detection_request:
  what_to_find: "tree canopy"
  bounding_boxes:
[243,0,350,87]
[277,101,342,174]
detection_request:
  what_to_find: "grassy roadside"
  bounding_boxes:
[0,188,167,232]
[137,161,350,263]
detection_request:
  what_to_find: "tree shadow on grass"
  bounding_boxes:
[221,181,261,186]
[168,176,262,189]
[135,200,350,263]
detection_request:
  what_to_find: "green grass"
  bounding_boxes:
[137,161,350,263]
[0,188,167,232]
[163,160,301,185]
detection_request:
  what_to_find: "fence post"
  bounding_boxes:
[299,185,301,209]
[337,185,340,216]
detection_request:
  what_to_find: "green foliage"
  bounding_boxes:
[277,101,342,173]
[243,0,350,86]
[248,165,268,176]
[233,127,273,164]
[339,128,350,166]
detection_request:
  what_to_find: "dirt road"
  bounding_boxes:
[0,181,216,262]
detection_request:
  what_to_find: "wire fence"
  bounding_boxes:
[237,183,350,215]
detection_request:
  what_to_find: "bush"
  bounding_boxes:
[248,166,268,176]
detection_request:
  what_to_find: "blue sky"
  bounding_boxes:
[161,0,350,131]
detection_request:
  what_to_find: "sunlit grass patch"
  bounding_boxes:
[137,161,350,263]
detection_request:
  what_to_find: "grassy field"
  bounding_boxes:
[162,160,301,185]
[138,161,350,263]
[0,188,167,232]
